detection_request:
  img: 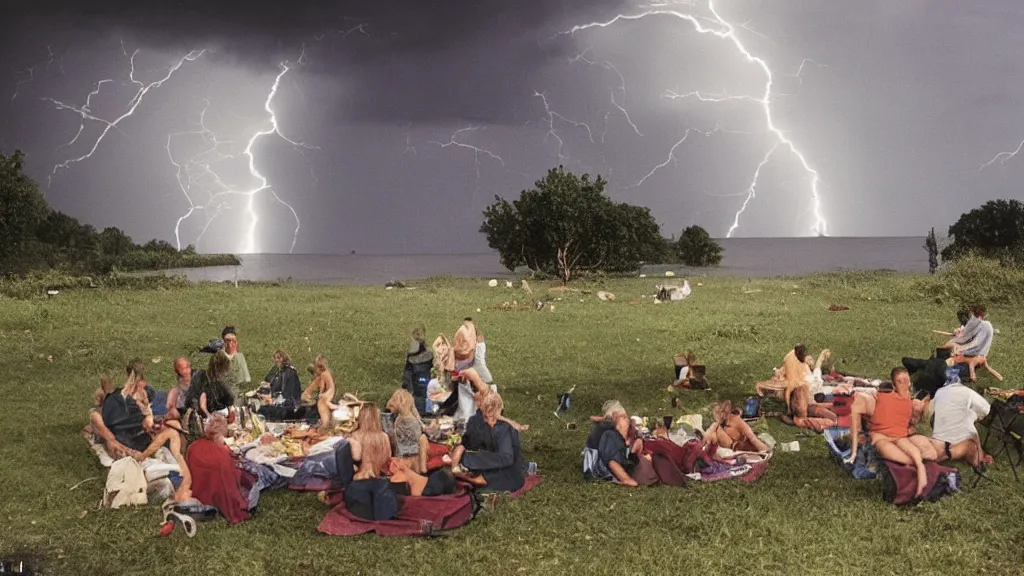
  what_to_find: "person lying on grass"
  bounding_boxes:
[446,392,527,492]
[846,368,932,497]
[780,384,838,432]
[704,401,769,453]
[386,388,449,474]
[99,363,193,500]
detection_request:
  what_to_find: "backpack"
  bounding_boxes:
[344,478,400,521]
[103,457,148,509]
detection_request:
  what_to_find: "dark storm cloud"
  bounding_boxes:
[1,0,626,122]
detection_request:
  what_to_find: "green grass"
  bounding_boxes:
[2,273,1023,575]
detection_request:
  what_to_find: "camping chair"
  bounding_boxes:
[978,399,1024,483]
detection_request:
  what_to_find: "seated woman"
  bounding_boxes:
[184,415,252,524]
[257,350,304,420]
[846,368,932,497]
[704,401,768,453]
[447,393,527,493]
[386,389,448,474]
[187,350,235,420]
[301,355,337,432]
[348,403,392,479]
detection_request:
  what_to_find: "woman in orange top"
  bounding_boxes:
[847,367,930,497]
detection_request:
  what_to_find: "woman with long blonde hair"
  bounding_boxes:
[387,388,436,473]
[349,403,392,479]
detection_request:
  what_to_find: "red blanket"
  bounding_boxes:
[318,475,544,537]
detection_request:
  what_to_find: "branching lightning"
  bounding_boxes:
[979,140,1024,171]
[533,90,595,164]
[563,0,830,237]
[10,45,63,103]
[632,127,716,188]
[429,126,506,177]
[43,47,205,187]
[168,59,317,254]
[567,51,642,141]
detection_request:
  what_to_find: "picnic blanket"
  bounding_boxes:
[880,460,960,505]
[686,448,772,483]
[824,427,879,479]
[318,475,543,537]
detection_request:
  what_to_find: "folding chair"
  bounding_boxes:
[978,399,1024,482]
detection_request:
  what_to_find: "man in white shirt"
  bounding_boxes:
[924,375,991,467]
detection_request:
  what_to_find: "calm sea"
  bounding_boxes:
[165,237,928,286]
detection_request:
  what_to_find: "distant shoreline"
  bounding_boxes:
[164,237,930,286]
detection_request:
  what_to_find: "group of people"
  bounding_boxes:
[84,319,531,519]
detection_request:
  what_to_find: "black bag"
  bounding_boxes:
[403,359,432,415]
[344,478,400,521]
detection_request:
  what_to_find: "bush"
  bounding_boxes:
[675,225,723,267]
[919,254,1024,306]
[0,269,190,300]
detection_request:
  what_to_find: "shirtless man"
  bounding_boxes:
[846,367,930,497]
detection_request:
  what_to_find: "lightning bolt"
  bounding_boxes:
[979,140,1024,170]
[10,45,64,103]
[402,123,417,157]
[567,51,643,141]
[44,46,205,187]
[533,90,595,164]
[169,59,317,254]
[563,0,830,237]
[632,127,717,188]
[430,126,507,215]
[726,143,778,237]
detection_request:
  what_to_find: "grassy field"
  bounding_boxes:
[1,272,1022,575]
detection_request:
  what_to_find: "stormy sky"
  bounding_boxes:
[2,0,1023,254]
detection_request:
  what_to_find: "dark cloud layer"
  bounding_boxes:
[2,0,624,123]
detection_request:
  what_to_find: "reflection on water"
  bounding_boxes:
[164,237,928,286]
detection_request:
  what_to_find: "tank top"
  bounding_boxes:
[870,392,913,438]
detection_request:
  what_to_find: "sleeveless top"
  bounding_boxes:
[870,392,913,438]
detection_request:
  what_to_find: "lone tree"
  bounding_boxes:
[675,225,723,267]
[942,199,1024,262]
[480,166,664,284]
[924,227,939,274]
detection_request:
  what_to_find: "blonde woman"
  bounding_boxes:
[448,392,526,492]
[348,403,392,479]
[386,388,449,473]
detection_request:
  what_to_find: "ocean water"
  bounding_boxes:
[165,237,929,286]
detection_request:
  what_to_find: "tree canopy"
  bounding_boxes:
[0,149,236,275]
[675,225,723,267]
[942,199,1024,263]
[480,166,666,283]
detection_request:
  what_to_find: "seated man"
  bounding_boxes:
[447,392,527,492]
[100,364,192,499]
[947,304,1001,382]
[925,374,991,468]
[846,367,931,497]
